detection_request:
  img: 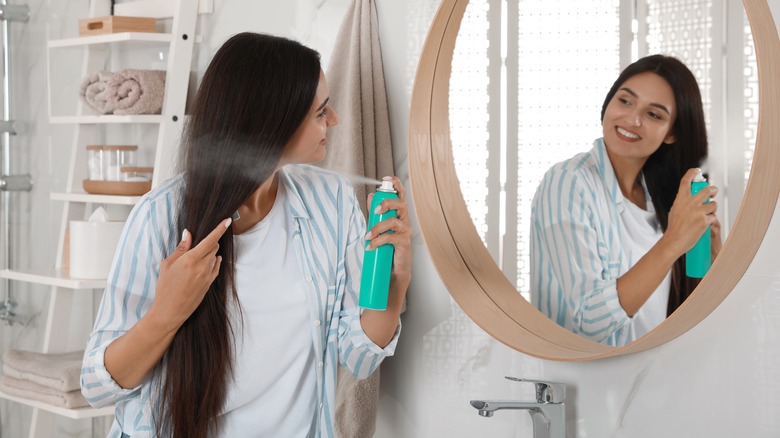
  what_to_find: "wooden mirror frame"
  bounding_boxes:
[408,0,780,361]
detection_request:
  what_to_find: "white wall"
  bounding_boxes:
[1,0,778,436]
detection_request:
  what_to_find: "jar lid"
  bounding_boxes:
[86,145,138,151]
[120,166,154,173]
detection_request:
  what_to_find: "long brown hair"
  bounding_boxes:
[155,32,321,437]
[600,54,708,316]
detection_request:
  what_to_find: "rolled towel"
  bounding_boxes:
[79,71,116,114]
[2,349,82,392]
[0,375,89,409]
[106,69,166,115]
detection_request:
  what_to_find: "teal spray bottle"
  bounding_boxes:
[359,180,398,310]
[686,170,711,278]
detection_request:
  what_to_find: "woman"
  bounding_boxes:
[530,55,721,347]
[81,32,411,437]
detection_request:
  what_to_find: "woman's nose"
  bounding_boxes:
[327,106,340,127]
[628,111,641,127]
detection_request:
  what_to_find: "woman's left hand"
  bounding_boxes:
[366,176,413,295]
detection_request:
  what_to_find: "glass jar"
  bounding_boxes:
[86,145,137,181]
[120,166,153,182]
[86,146,103,181]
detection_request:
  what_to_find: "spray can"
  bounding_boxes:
[359,180,398,310]
[686,171,711,278]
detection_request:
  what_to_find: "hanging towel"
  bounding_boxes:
[2,349,83,392]
[335,364,380,438]
[106,69,166,115]
[321,1,394,437]
[0,375,89,409]
[79,71,116,115]
[319,0,395,217]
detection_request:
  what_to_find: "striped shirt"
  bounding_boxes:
[530,138,668,346]
[81,164,399,437]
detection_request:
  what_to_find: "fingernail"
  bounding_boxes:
[365,231,372,239]
[182,229,190,241]
[382,176,392,181]
[225,217,232,228]
[374,205,382,215]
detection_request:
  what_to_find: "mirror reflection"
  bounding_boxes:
[449,0,757,345]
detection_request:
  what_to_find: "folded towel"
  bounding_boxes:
[106,69,166,115]
[0,375,89,409]
[2,349,83,392]
[79,71,116,114]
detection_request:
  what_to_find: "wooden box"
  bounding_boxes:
[79,16,157,36]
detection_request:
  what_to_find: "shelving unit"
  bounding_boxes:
[0,1,211,436]
[0,390,114,420]
[0,268,106,290]
[50,192,143,206]
[49,115,165,124]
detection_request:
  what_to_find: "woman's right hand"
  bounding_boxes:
[662,168,719,257]
[148,218,232,333]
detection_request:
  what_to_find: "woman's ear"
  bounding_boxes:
[663,132,676,144]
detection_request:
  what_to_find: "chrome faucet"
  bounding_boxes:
[470,377,566,438]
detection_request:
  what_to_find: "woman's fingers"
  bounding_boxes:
[367,218,410,250]
[383,176,407,201]
[676,168,703,197]
[188,217,232,259]
[153,218,232,324]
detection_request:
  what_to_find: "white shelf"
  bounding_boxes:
[0,268,107,290]
[0,390,114,420]
[51,192,143,205]
[48,32,172,48]
[50,115,165,124]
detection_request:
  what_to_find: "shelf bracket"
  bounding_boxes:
[0,120,20,135]
[0,174,33,192]
[0,4,30,23]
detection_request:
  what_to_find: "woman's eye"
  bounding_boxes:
[648,111,661,120]
[317,108,328,118]
[619,98,630,105]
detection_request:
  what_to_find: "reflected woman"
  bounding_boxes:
[530,55,721,346]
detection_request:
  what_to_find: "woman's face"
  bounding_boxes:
[602,71,677,166]
[280,70,339,166]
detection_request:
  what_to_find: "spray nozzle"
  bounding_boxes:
[378,179,396,193]
[693,169,706,183]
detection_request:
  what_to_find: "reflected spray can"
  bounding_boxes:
[686,171,711,278]
[359,180,398,310]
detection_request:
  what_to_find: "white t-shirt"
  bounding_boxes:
[219,184,318,437]
[619,194,670,343]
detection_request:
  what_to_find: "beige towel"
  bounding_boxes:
[320,0,395,217]
[0,375,89,409]
[79,71,116,115]
[323,1,393,437]
[336,365,380,438]
[2,349,83,392]
[106,69,166,115]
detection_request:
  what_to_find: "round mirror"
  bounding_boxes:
[451,2,756,345]
[408,0,780,360]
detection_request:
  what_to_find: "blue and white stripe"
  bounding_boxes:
[81,164,399,437]
[530,138,633,346]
